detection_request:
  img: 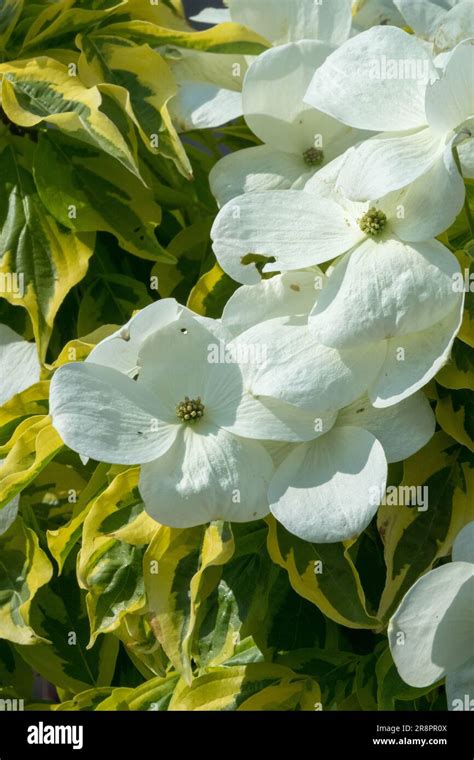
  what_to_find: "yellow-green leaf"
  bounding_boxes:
[0,0,24,48]
[34,131,172,263]
[1,57,141,178]
[187,262,238,317]
[77,34,192,177]
[0,516,52,645]
[436,390,474,452]
[0,416,63,510]
[15,551,119,693]
[0,137,94,359]
[99,20,270,54]
[267,516,379,629]
[77,468,153,645]
[169,663,320,711]
[377,432,474,621]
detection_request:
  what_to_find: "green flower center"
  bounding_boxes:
[176,397,205,423]
[303,147,324,167]
[358,207,387,236]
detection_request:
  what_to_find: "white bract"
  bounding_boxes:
[389,522,474,710]
[223,276,436,542]
[305,28,474,200]
[192,0,353,47]
[0,324,41,535]
[165,47,247,131]
[209,40,368,205]
[0,324,40,407]
[394,0,474,52]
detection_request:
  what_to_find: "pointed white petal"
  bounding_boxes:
[388,138,465,241]
[389,562,474,687]
[137,312,243,428]
[140,423,273,527]
[169,83,242,132]
[336,392,435,463]
[224,393,337,442]
[222,271,320,336]
[0,324,40,406]
[453,522,474,564]
[86,299,184,376]
[426,39,474,134]
[230,0,352,46]
[190,8,232,25]
[211,190,363,283]
[50,363,178,464]
[233,317,386,412]
[434,3,474,53]
[309,238,461,348]
[369,299,464,407]
[336,128,443,201]
[242,40,337,153]
[269,426,387,543]
[305,27,433,131]
[209,145,312,207]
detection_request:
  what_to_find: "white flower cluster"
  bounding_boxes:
[44,0,473,703]
[49,0,473,543]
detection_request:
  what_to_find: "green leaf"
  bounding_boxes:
[0,0,24,49]
[0,137,94,359]
[78,468,155,645]
[0,381,49,446]
[436,388,474,452]
[100,673,179,711]
[0,515,52,645]
[187,262,239,318]
[377,432,474,621]
[267,517,379,629]
[34,131,172,263]
[437,340,474,391]
[47,462,110,574]
[0,638,33,699]
[168,663,320,711]
[0,416,63,511]
[15,551,119,693]
[77,34,192,177]
[77,274,154,336]
[1,56,141,177]
[55,686,125,712]
[143,523,205,683]
[375,646,440,711]
[99,20,270,54]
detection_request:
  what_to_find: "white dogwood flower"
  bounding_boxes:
[304,29,474,200]
[389,522,474,710]
[211,173,464,406]
[51,299,336,528]
[209,40,367,205]
[230,310,435,543]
